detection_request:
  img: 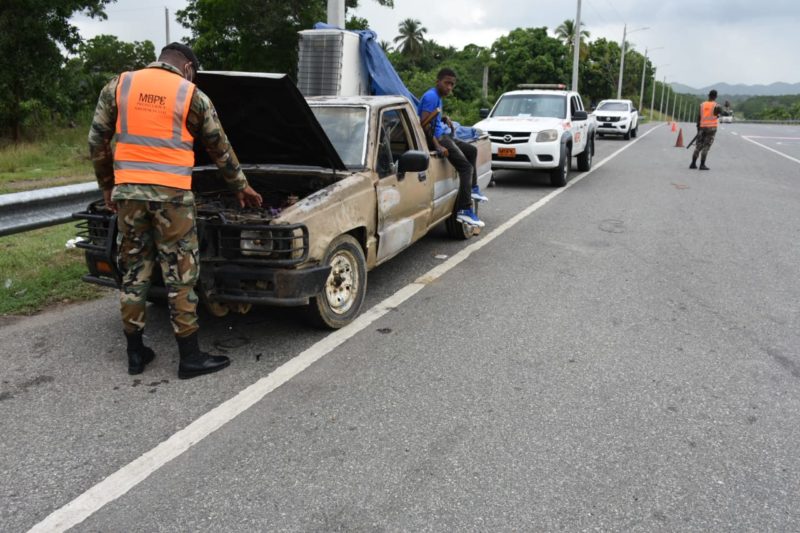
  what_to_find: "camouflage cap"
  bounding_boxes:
[161,42,200,72]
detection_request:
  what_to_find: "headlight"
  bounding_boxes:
[240,229,273,257]
[535,129,558,142]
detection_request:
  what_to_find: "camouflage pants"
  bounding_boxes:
[116,199,200,337]
[692,128,717,160]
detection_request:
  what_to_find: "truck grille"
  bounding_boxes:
[492,154,531,162]
[598,116,621,122]
[488,131,531,144]
[206,221,309,267]
[73,204,114,253]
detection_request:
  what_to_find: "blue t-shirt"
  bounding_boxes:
[418,87,446,139]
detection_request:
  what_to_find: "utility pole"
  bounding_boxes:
[617,24,627,99]
[639,47,663,115]
[571,0,582,92]
[165,7,170,45]
[327,0,345,28]
[482,66,489,100]
[672,92,678,121]
[659,76,666,118]
[650,69,657,118]
[638,48,648,112]
[617,24,649,99]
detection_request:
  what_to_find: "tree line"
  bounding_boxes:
[1,0,796,143]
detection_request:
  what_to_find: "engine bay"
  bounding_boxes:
[192,167,340,223]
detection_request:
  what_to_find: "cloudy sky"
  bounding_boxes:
[72,0,800,89]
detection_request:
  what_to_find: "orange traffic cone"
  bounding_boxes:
[675,128,684,147]
[671,122,677,132]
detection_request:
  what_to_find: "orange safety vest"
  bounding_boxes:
[699,101,719,129]
[114,68,196,190]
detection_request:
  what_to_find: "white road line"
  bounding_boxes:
[742,135,800,141]
[27,124,663,533]
[742,136,800,165]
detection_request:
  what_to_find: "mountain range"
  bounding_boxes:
[671,82,800,96]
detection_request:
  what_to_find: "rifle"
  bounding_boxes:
[686,132,699,149]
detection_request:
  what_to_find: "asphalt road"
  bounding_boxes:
[2,122,799,532]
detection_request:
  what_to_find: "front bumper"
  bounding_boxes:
[73,204,331,307]
[596,119,631,135]
[489,139,561,170]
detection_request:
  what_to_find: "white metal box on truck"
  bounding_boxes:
[297,29,369,97]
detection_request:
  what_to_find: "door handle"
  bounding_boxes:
[417,171,427,182]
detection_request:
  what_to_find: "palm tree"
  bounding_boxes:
[555,19,590,58]
[379,40,393,53]
[393,18,427,58]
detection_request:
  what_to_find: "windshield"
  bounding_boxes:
[492,94,567,119]
[597,102,629,111]
[310,106,368,168]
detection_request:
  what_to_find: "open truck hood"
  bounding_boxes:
[193,72,346,171]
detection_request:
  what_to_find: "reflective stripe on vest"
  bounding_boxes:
[699,101,718,129]
[114,69,196,189]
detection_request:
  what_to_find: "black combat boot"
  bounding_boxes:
[689,158,697,169]
[699,157,709,170]
[177,332,230,379]
[126,330,156,375]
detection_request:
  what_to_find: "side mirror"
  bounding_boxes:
[572,110,588,121]
[397,150,429,175]
[479,108,490,119]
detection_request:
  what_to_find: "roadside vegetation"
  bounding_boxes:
[0,113,94,194]
[0,223,107,316]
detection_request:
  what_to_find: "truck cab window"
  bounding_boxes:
[376,108,417,178]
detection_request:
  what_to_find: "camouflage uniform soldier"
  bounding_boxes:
[690,89,727,170]
[89,43,262,379]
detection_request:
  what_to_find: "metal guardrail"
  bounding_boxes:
[0,182,100,237]
[730,119,800,125]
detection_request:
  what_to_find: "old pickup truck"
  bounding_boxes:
[74,72,491,329]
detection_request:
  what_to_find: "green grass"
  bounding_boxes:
[0,117,95,194]
[0,223,107,315]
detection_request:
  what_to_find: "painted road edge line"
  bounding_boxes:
[742,135,800,165]
[28,123,663,533]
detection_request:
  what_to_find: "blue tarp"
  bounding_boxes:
[311,23,478,141]
[313,23,418,107]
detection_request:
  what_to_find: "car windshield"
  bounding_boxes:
[597,102,629,111]
[309,106,368,168]
[492,94,567,119]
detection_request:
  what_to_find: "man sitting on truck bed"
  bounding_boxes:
[418,68,487,228]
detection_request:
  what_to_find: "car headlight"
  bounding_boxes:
[240,229,273,257]
[535,129,558,142]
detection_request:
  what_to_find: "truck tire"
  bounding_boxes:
[549,145,570,187]
[631,125,638,138]
[577,137,593,171]
[623,129,631,140]
[305,234,367,329]
[445,201,478,240]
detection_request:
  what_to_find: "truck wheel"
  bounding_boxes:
[549,145,570,187]
[623,129,631,140]
[305,234,367,329]
[631,125,638,138]
[445,200,478,240]
[577,137,593,172]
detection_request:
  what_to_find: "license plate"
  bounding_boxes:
[498,147,516,158]
[603,122,612,127]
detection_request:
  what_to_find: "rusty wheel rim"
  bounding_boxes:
[324,249,359,315]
